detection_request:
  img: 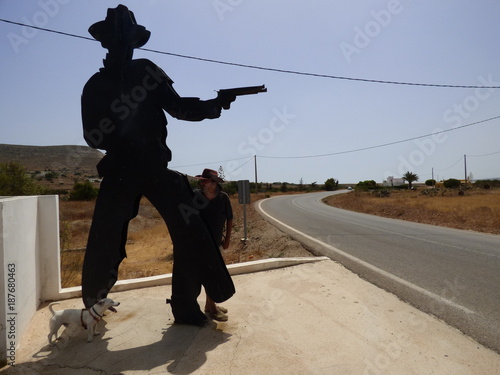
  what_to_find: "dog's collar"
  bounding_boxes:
[80,307,102,330]
[89,306,103,321]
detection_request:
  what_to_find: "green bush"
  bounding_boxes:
[69,181,98,201]
[355,180,377,191]
[324,178,339,191]
[44,171,59,182]
[474,179,500,189]
[443,178,461,189]
[0,162,47,196]
[223,181,238,196]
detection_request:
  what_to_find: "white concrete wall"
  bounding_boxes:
[37,196,62,301]
[0,195,60,367]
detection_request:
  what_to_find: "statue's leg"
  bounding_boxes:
[82,176,141,308]
[145,168,234,325]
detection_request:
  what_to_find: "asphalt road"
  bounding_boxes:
[256,190,500,353]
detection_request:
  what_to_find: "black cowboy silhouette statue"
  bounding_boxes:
[81,4,265,326]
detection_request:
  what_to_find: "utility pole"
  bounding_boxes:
[464,154,467,185]
[254,155,258,194]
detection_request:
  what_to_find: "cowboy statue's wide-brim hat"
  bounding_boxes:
[89,4,150,50]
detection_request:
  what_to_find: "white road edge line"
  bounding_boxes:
[292,195,500,260]
[257,198,476,316]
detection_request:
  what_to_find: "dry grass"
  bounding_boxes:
[60,197,172,287]
[323,188,500,234]
[120,222,173,279]
[59,193,312,287]
[61,188,500,288]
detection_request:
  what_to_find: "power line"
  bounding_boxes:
[433,156,463,172]
[170,156,250,169]
[258,115,500,160]
[174,115,500,171]
[1,18,95,42]
[468,149,500,158]
[227,156,254,175]
[171,155,254,175]
[140,46,498,89]
[3,18,500,90]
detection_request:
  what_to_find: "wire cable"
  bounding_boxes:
[258,115,500,160]
[141,46,500,89]
[227,156,254,175]
[2,18,500,89]
[433,156,463,172]
[1,18,95,42]
[170,156,249,169]
[468,150,500,158]
[171,156,254,176]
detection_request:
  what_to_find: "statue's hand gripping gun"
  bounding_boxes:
[217,85,267,109]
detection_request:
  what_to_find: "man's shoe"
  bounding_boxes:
[204,305,228,314]
[209,311,228,322]
[217,305,228,314]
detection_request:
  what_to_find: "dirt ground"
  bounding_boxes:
[60,193,313,287]
[60,188,500,286]
[224,193,314,262]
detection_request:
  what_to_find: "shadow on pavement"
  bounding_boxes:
[4,319,231,374]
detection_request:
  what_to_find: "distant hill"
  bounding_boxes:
[0,144,104,191]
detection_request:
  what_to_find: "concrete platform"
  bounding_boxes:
[2,258,500,374]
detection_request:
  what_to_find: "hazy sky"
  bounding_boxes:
[2,1,500,184]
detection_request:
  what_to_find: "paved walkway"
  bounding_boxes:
[3,258,500,374]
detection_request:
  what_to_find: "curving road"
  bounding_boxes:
[256,191,500,353]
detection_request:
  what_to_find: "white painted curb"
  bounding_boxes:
[58,256,329,299]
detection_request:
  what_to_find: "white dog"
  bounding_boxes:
[48,298,120,345]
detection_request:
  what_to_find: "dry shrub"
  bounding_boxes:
[325,189,500,234]
[59,200,95,221]
[119,221,173,280]
[60,192,313,287]
[60,197,172,287]
[60,250,85,288]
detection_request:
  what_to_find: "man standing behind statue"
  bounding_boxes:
[194,169,234,322]
[81,5,236,326]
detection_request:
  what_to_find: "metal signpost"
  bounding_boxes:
[237,180,250,241]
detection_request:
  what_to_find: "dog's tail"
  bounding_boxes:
[48,302,60,316]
